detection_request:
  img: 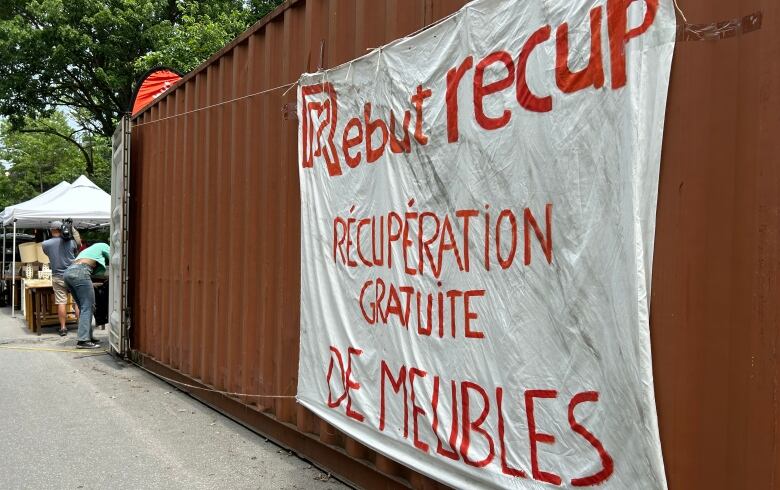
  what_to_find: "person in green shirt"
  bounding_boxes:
[63,243,110,349]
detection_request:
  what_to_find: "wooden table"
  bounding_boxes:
[23,279,77,335]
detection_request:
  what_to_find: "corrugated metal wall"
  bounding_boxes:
[130,0,780,488]
[131,1,467,488]
[651,1,779,488]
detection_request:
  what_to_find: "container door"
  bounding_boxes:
[109,115,131,356]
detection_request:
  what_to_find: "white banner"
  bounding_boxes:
[297,0,675,487]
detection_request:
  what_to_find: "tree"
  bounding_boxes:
[0,0,282,175]
[1,0,162,138]
[136,1,283,73]
[0,111,110,209]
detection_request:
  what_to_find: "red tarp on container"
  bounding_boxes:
[131,68,182,116]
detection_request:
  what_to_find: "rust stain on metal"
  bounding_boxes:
[282,101,297,120]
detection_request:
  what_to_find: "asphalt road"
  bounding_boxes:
[0,308,348,490]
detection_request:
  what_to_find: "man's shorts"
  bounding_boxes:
[51,276,69,305]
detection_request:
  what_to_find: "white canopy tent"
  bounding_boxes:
[0,181,72,226]
[3,175,110,228]
[2,176,110,317]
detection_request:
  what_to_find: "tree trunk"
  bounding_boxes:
[86,144,94,176]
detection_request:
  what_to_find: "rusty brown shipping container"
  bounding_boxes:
[128,0,779,488]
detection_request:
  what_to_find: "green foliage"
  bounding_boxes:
[136,1,284,73]
[79,227,110,244]
[0,0,281,207]
[0,0,283,138]
[0,111,110,209]
[1,0,156,137]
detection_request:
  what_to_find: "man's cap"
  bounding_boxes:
[50,220,63,229]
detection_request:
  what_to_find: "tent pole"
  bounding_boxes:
[2,228,5,310]
[11,222,15,317]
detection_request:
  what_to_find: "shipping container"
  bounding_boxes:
[125,0,779,487]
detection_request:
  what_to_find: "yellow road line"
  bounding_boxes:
[0,345,108,354]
